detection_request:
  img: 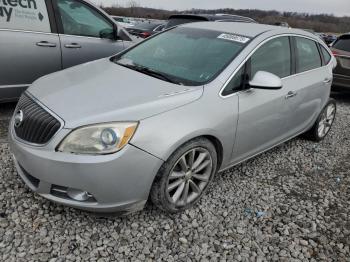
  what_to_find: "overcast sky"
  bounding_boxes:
[92,0,350,17]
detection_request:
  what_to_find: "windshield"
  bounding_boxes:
[113,27,248,86]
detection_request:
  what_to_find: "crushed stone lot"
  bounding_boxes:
[0,95,349,262]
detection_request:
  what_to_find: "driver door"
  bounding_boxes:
[231,36,294,164]
[54,0,126,69]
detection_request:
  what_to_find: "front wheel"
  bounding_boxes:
[150,138,217,213]
[303,99,336,142]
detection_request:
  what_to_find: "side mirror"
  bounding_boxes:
[249,71,282,90]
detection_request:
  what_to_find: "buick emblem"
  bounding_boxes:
[14,110,24,128]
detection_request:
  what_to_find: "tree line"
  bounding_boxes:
[102,5,350,33]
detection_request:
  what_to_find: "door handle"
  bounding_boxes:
[36,41,56,47]
[285,91,297,99]
[323,78,332,84]
[64,43,82,49]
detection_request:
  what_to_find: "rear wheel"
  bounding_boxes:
[303,99,336,142]
[150,138,217,213]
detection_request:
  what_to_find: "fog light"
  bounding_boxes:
[67,188,92,202]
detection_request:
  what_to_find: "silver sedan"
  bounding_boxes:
[9,22,337,213]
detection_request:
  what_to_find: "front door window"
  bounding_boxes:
[57,0,114,39]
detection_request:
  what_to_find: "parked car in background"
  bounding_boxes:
[112,16,135,28]
[316,32,327,42]
[164,14,256,29]
[10,22,336,214]
[126,22,165,38]
[331,33,350,92]
[325,34,337,46]
[301,28,316,35]
[0,0,134,102]
[275,22,290,28]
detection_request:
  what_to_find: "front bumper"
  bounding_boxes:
[9,124,163,213]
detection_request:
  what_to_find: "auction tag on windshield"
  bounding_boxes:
[217,33,250,44]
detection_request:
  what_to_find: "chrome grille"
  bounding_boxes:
[14,94,61,145]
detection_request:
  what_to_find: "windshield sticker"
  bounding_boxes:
[217,33,250,44]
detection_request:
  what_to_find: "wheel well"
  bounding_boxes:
[202,135,223,171]
[149,134,224,201]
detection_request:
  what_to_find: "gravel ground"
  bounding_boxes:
[0,95,349,262]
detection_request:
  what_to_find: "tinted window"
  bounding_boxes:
[320,45,332,64]
[114,27,248,86]
[57,0,113,38]
[0,0,50,32]
[222,66,245,96]
[333,36,350,52]
[295,37,322,73]
[250,37,291,78]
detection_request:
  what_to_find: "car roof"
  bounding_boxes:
[180,21,317,39]
[168,14,256,23]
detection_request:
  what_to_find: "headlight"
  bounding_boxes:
[57,122,138,155]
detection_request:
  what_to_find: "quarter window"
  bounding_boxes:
[0,0,51,32]
[222,66,245,96]
[57,0,114,39]
[295,37,322,73]
[250,37,291,79]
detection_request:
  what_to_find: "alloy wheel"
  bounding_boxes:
[166,147,213,207]
[318,103,336,138]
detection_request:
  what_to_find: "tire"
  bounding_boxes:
[150,137,218,213]
[303,98,337,142]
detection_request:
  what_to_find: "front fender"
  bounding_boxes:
[130,92,239,169]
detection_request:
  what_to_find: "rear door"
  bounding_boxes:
[53,0,128,69]
[283,36,331,137]
[0,0,61,101]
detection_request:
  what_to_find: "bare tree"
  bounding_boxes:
[101,5,350,32]
[128,0,139,16]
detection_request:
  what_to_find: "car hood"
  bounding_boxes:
[28,59,203,129]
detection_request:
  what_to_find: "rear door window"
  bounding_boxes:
[320,45,332,65]
[0,0,51,32]
[295,37,322,73]
[333,36,350,52]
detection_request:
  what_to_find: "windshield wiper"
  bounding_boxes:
[117,62,182,85]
